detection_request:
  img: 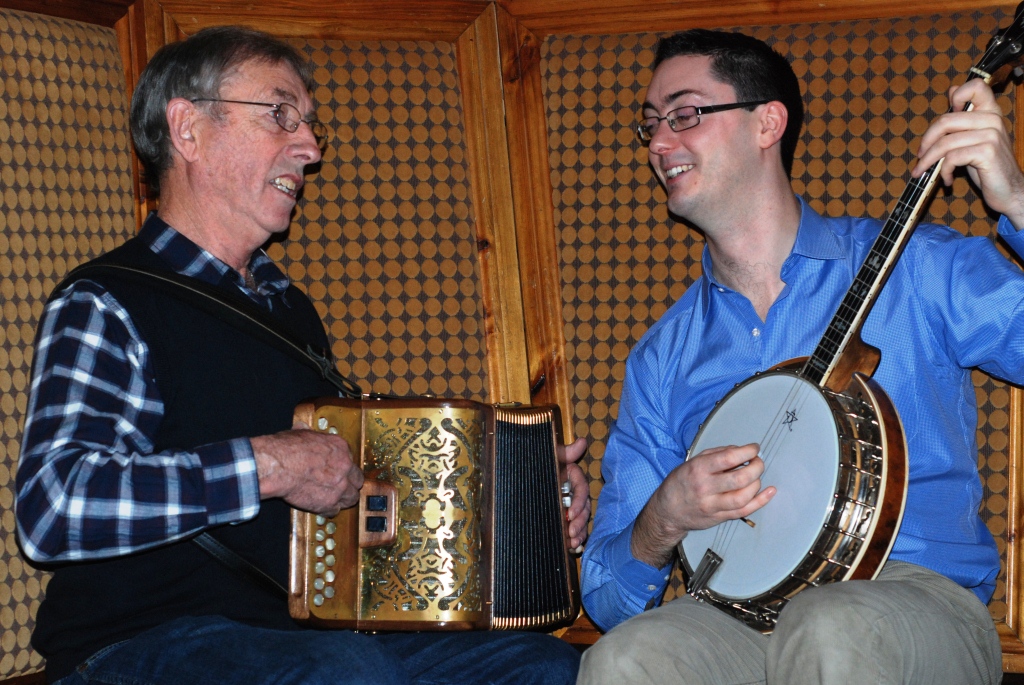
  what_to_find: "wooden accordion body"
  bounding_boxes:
[288,397,581,631]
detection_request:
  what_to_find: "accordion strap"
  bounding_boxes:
[58,262,365,399]
[194,532,288,599]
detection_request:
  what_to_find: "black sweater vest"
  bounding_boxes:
[32,238,339,682]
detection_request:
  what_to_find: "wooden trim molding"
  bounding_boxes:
[458,4,533,402]
[494,5,576,433]
[0,672,46,685]
[0,0,130,25]
[139,0,491,43]
[1003,383,1024,673]
[1000,82,1024,675]
[498,0,1020,36]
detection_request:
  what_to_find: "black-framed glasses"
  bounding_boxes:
[636,100,769,142]
[190,98,329,147]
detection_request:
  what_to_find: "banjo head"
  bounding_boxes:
[680,371,840,600]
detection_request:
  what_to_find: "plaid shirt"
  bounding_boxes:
[16,215,294,562]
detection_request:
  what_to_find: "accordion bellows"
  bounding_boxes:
[289,397,581,630]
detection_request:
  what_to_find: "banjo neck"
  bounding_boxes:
[799,67,997,393]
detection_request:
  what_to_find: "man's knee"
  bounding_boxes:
[579,601,768,685]
[773,583,865,641]
[578,621,651,684]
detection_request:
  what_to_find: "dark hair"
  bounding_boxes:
[654,29,804,176]
[130,25,313,195]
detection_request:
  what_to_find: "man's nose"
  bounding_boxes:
[647,119,682,153]
[293,121,323,164]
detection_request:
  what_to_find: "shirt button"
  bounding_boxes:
[718,287,725,293]
[647,584,658,591]
[752,328,761,337]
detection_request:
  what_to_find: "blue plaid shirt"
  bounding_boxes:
[16,214,294,562]
[581,199,1024,631]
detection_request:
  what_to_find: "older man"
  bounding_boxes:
[17,26,585,685]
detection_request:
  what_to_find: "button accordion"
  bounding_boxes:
[288,397,581,630]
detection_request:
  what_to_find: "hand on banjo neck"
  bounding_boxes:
[914,77,1024,230]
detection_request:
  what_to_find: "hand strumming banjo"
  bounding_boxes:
[678,7,1024,632]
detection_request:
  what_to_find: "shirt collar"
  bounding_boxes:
[788,196,846,261]
[138,213,290,296]
[698,195,847,303]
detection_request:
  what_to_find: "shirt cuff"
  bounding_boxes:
[197,437,261,525]
[999,214,1024,240]
[606,520,674,608]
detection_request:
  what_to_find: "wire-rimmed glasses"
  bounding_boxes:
[636,100,769,142]
[190,98,329,147]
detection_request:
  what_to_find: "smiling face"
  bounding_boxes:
[185,58,322,263]
[643,55,767,229]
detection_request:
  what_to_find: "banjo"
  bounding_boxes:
[679,7,1024,632]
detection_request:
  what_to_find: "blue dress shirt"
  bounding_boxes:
[581,198,1024,632]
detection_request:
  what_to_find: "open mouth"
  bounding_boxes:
[665,164,695,180]
[270,176,298,197]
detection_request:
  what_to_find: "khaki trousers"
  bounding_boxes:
[577,562,1001,685]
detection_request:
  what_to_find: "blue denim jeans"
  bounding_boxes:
[55,615,580,685]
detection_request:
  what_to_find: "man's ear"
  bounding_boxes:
[166,98,200,161]
[757,100,789,151]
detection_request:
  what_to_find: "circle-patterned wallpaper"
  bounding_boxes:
[272,38,488,402]
[0,7,135,678]
[541,9,1017,617]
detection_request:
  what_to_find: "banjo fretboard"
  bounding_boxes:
[799,63,1000,386]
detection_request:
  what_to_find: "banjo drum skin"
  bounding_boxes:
[679,369,908,632]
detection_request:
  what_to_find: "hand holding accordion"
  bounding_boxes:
[288,397,581,631]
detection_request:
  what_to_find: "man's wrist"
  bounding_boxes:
[630,502,679,568]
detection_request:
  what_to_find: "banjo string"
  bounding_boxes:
[709,378,815,559]
[707,377,803,556]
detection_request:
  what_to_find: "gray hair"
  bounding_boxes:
[129,25,313,196]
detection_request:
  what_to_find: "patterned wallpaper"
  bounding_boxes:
[273,38,487,402]
[0,7,135,678]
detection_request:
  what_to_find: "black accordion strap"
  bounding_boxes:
[58,262,365,399]
[194,532,288,599]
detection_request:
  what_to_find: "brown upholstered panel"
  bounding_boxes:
[0,7,135,678]
[541,8,1017,619]
[269,38,489,402]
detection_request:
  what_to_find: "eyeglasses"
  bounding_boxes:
[190,98,329,147]
[636,100,769,142]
